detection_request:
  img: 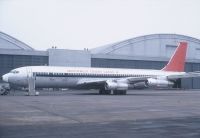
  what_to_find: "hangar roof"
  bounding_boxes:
[91,34,200,55]
[0,31,34,50]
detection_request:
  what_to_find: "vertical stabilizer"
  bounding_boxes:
[162,42,188,72]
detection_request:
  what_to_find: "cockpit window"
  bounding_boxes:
[10,70,19,74]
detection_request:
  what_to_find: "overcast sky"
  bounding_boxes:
[0,0,200,50]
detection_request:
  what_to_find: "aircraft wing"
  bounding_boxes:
[167,71,200,80]
[77,78,107,85]
[77,71,200,89]
[76,77,150,89]
[125,76,150,83]
[76,78,109,89]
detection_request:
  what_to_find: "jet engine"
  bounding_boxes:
[133,82,148,89]
[105,80,128,90]
[146,78,174,88]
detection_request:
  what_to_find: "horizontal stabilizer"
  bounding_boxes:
[167,72,200,80]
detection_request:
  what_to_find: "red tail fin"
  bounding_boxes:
[162,42,188,72]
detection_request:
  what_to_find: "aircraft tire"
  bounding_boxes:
[99,89,111,95]
[113,90,127,95]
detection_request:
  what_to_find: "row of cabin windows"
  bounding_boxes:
[35,72,153,77]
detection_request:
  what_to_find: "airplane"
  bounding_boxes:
[2,42,200,95]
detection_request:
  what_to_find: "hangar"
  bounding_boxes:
[0,32,48,80]
[0,32,200,89]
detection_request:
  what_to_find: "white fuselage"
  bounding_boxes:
[2,66,184,89]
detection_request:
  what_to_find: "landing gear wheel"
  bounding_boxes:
[113,90,127,95]
[99,89,111,95]
[1,89,10,95]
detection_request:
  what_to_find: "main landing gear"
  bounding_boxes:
[99,89,111,95]
[113,90,127,95]
[99,89,127,95]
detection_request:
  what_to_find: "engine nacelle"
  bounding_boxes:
[133,82,148,89]
[146,78,174,88]
[105,80,128,90]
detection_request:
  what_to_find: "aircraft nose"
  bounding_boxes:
[2,74,9,82]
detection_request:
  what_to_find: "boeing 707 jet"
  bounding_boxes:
[2,42,200,95]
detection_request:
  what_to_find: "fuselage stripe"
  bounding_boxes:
[34,72,154,78]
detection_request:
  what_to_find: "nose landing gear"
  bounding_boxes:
[0,86,10,95]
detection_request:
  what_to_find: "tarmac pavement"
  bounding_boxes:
[1,89,200,138]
